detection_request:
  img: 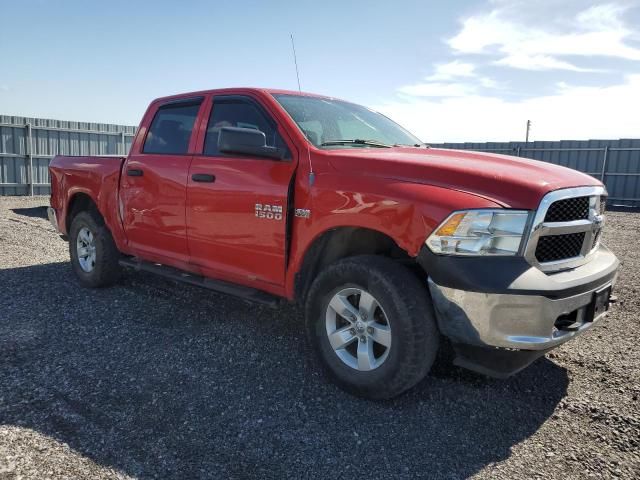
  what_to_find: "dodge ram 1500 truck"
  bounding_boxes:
[48,88,619,399]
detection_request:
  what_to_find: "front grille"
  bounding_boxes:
[544,196,589,222]
[535,232,585,262]
[526,187,605,271]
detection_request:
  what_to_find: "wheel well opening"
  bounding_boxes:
[66,193,98,232]
[295,227,417,304]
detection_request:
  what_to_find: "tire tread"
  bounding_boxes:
[69,209,121,288]
[305,255,439,399]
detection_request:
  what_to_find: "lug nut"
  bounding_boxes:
[361,313,367,320]
[367,327,374,334]
[349,328,356,335]
[359,336,366,343]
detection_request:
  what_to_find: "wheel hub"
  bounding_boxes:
[76,226,97,273]
[325,287,392,371]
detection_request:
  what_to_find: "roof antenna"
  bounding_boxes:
[290,33,315,186]
[290,34,302,93]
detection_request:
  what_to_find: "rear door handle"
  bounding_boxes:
[127,168,143,177]
[192,173,216,183]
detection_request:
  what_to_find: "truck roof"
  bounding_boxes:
[151,87,333,105]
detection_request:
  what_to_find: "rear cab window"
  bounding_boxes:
[143,98,203,154]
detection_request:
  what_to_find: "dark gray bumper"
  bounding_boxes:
[420,245,619,377]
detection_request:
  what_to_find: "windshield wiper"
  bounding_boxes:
[320,139,392,148]
[393,143,429,148]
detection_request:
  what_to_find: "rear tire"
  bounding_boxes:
[305,255,439,399]
[69,210,121,288]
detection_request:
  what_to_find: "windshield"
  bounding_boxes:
[272,94,423,149]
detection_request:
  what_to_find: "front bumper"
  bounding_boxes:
[419,245,619,377]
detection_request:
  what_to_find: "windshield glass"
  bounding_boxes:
[272,94,423,148]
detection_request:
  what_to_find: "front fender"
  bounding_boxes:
[285,173,501,298]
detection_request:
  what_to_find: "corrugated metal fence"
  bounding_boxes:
[0,115,136,196]
[429,139,640,208]
[1,114,639,207]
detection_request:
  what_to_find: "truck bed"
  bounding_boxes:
[49,155,126,238]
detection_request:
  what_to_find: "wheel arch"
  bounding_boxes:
[66,191,100,232]
[293,226,419,304]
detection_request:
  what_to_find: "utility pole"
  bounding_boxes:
[525,120,532,143]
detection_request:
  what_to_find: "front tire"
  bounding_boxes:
[305,255,439,399]
[69,210,121,288]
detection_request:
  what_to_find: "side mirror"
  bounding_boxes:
[218,127,284,160]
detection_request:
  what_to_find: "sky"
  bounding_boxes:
[1,0,639,142]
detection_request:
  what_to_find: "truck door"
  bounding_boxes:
[186,94,297,289]
[120,97,203,265]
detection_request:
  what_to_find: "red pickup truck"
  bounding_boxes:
[48,88,619,399]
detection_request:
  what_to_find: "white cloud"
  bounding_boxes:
[426,61,476,80]
[448,2,640,71]
[494,54,600,72]
[397,81,476,97]
[478,77,498,88]
[375,74,640,142]
[402,60,498,98]
[380,1,640,141]
[576,3,625,30]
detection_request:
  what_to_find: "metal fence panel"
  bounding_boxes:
[430,139,640,208]
[0,114,136,196]
[1,113,639,207]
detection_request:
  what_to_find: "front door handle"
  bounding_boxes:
[192,173,216,183]
[127,168,144,177]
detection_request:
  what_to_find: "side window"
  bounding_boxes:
[143,100,202,154]
[204,96,290,158]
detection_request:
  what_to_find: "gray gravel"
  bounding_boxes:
[0,196,638,479]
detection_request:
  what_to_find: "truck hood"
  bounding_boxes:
[325,147,602,209]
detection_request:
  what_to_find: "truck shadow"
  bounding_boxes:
[10,206,48,219]
[0,262,569,479]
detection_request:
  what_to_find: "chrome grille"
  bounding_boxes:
[544,196,589,222]
[535,232,585,262]
[525,186,606,272]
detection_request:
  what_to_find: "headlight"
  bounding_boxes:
[426,209,531,256]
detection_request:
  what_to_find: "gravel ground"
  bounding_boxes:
[0,196,638,480]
